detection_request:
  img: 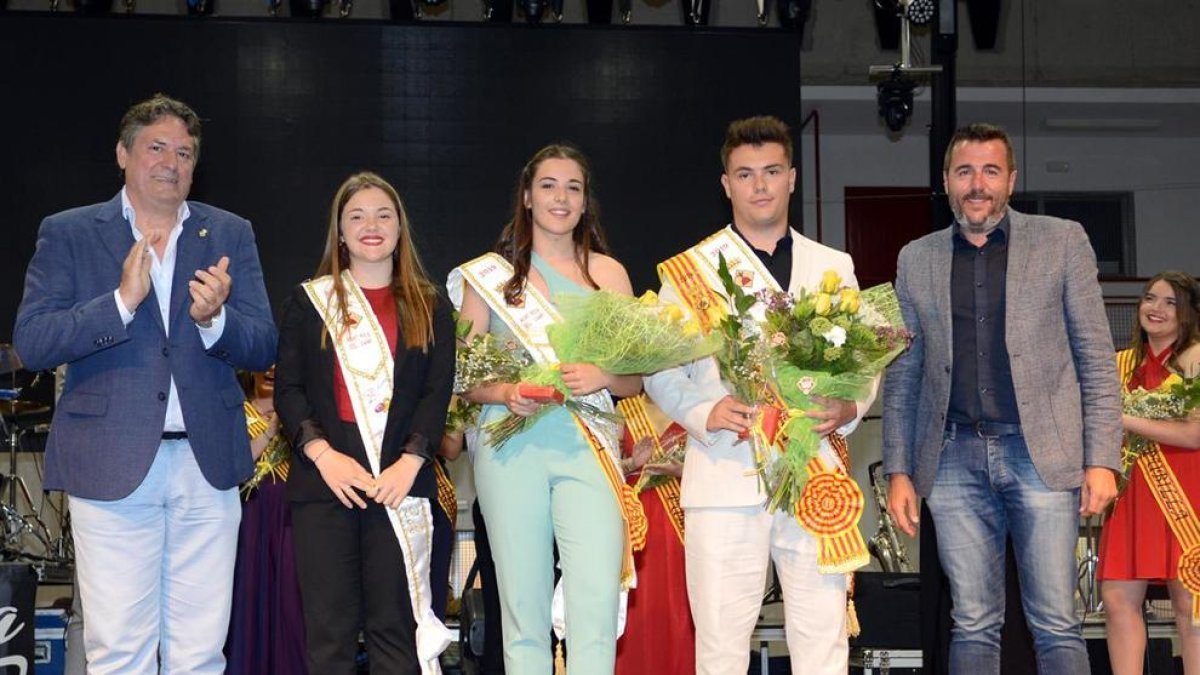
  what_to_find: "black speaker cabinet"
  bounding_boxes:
[851,572,921,650]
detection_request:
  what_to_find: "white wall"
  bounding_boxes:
[797,131,1200,277]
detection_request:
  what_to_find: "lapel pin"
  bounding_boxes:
[198,228,208,238]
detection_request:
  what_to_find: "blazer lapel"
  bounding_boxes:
[1003,210,1031,317]
[930,226,955,359]
[786,227,810,295]
[382,323,411,450]
[96,193,167,336]
[170,205,211,334]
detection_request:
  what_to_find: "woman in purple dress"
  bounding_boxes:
[225,368,308,675]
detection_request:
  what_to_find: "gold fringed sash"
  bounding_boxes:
[617,395,686,545]
[1116,348,1200,625]
[245,401,270,438]
[433,461,457,530]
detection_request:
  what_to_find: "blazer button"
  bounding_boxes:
[158,392,167,402]
[944,366,951,374]
[162,347,170,357]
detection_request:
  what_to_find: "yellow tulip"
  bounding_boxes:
[839,288,860,314]
[665,305,685,322]
[639,290,659,306]
[814,293,834,316]
[682,318,701,336]
[820,270,842,294]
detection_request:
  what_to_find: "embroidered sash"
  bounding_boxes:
[617,394,685,545]
[1116,348,1200,625]
[303,272,453,673]
[656,228,869,574]
[448,253,647,589]
[658,226,774,330]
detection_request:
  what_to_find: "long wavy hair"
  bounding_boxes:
[494,144,610,306]
[315,171,438,351]
[1129,270,1200,375]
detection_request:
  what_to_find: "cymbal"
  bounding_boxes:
[0,401,50,418]
[0,345,20,376]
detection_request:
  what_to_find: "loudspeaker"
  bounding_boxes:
[851,572,921,649]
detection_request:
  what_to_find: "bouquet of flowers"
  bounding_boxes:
[1121,371,1200,477]
[714,254,912,516]
[476,290,721,449]
[448,315,533,435]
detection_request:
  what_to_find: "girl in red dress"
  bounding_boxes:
[1099,270,1200,674]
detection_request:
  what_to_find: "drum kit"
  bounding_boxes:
[0,343,73,583]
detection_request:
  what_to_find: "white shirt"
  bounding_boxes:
[112,187,226,433]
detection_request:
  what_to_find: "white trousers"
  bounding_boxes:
[685,505,849,675]
[69,440,240,675]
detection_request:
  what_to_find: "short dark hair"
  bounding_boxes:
[721,115,793,169]
[943,123,1015,175]
[117,94,202,160]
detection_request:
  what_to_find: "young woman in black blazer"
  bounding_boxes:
[275,171,455,674]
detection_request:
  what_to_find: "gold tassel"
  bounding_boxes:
[846,599,861,638]
[554,641,566,675]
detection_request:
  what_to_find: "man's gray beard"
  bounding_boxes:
[952,204,1007,236]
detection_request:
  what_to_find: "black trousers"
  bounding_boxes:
[430,490,454,621]
[472,499,506,675]
[292,499,419,675]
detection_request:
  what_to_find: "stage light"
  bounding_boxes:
[289,0,325,16]
[518,0,544,22]
[876,68,916,133]
[904,0,933,25]
[186,0,214,15]
[777,0,812,30]
[680,0,708,26]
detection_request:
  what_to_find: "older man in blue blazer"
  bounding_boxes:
[882,123,1122,674]
[14,94,276,675]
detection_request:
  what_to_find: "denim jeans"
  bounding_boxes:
[925,428,1088,675]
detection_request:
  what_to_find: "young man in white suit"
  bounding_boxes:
[643,116,874,675]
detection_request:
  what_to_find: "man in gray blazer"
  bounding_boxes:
[14,94,276,674]
[882,123,1122,674]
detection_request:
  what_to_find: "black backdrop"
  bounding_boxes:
[0,13,802,337]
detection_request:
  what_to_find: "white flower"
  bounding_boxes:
[823,325,848,347]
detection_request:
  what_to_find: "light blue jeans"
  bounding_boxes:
[925,428,1088,675]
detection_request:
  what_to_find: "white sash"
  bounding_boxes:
[302,272,452,674]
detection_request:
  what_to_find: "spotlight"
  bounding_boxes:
[904,0,933,25]
[186,0,214,14]
[519,0,544,22]
[876,68,916,133]
[777,0,812,30]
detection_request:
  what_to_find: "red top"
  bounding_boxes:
[334,286,399,423]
